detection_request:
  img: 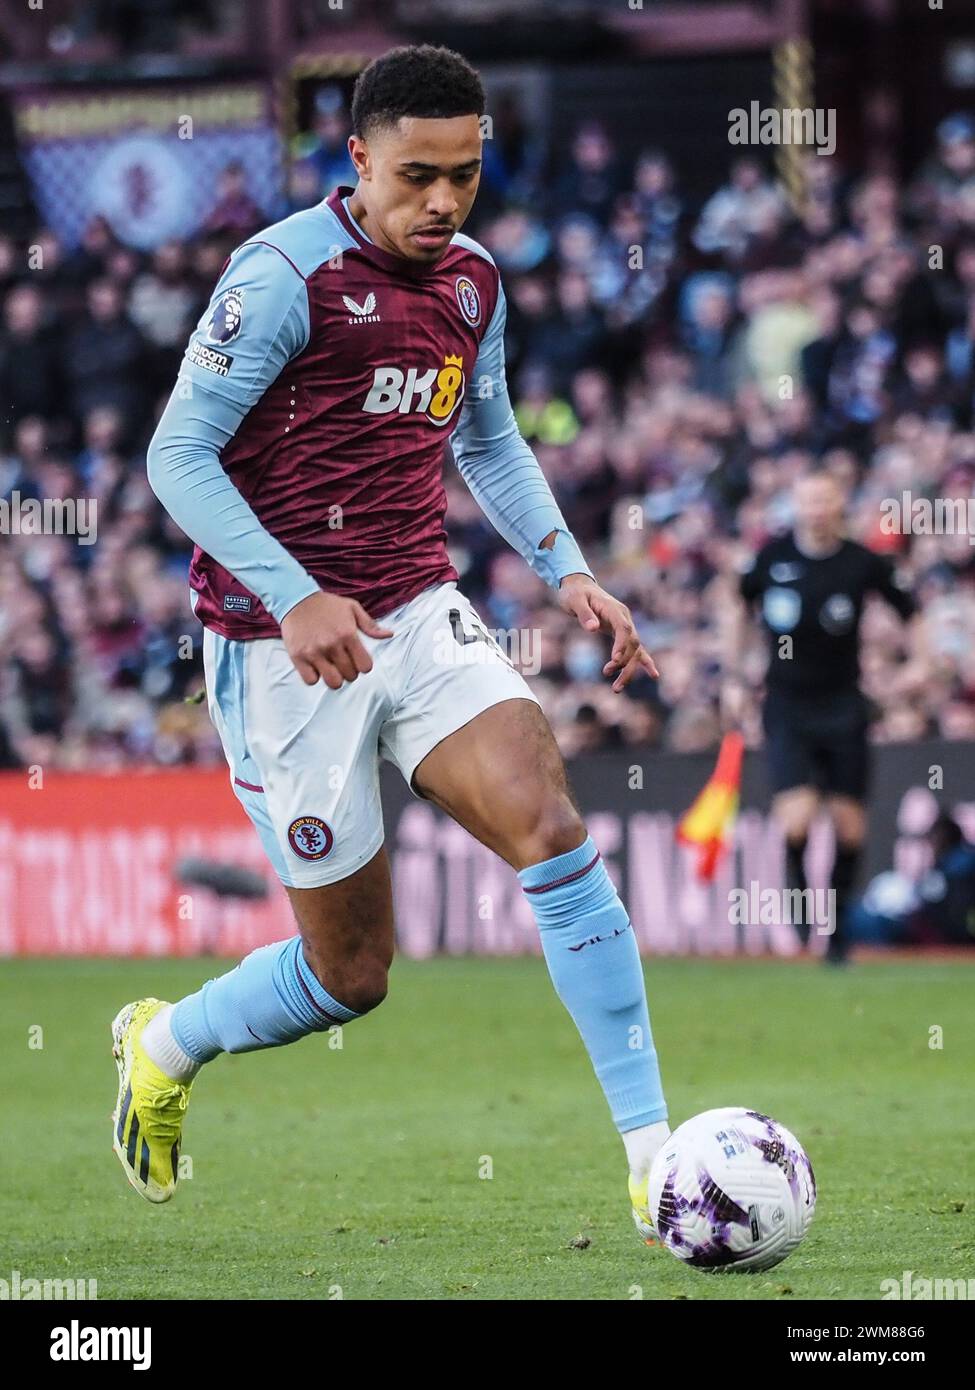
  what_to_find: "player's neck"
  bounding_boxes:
[794,528,843,559]
[345,188,397,258]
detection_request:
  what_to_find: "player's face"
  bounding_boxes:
[348,115,482,262]
[794,476,845,539]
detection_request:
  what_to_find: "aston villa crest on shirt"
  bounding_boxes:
[455,276,481,326]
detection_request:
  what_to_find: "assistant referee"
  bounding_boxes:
[726,472,917,962]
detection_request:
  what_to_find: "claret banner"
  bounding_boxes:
[10,81,283,249]
[2,742,972,958]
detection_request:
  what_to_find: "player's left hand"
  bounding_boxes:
[558,574,659,691]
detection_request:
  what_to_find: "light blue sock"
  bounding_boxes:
[519,836,667,1132]
[170,936,359,1062]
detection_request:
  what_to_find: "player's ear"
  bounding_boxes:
[348,135,371,181]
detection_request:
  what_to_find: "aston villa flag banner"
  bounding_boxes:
[10,81,283,249]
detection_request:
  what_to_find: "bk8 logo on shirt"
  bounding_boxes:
[361,354,465,427]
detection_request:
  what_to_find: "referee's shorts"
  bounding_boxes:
[762,687,872,800]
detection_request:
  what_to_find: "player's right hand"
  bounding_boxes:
[281,591,393,689]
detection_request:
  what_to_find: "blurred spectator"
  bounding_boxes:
[4,625,74,743]
[679,273,737,397]
[514,364,580,446]
[890,340,962,423]
[850,813,975,946]
[545,270,610,388]
[127,241,199,393]
[202,162,264,238]
[60,278,147,431]
[694,156,786,261]
[482,207,550,274]
[824,296,897,445]
[910,113,975,226]
[291,86,356,203]
[632,149,682,252]
[65,215,117,289]
[552,122,623,226]
[128,242,197,351]
[478,91,545,213]
[0,284,63,437]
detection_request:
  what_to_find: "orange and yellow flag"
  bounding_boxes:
[676,731,745,881]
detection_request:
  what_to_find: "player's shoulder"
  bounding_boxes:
[738,533,783,589]
[445,231,501,295]
[226,201,359,284]
[754,532,794,567]
[840,537,885,572]
[443,232,502,331]
[448,230,497,271]
[840,536,869,555]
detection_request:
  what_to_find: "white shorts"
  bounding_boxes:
[202,581,540,888]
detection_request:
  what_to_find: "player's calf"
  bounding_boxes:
[139,935,365,1081]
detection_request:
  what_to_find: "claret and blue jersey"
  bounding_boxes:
[148,185,592,638]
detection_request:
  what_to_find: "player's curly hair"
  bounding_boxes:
[351,44,484,138]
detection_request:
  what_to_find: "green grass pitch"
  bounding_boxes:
[2,956,971,1300]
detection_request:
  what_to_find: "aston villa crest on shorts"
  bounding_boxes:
[288,816,334,860]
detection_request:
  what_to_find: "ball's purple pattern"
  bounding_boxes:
[648,1107,816,1272]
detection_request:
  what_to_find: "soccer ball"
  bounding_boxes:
[647,1107,816,1272]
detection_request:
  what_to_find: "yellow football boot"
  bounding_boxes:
[629,1172,659,1245]
[111,999,192,1204]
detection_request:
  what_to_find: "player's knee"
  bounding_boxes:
[339,957,389,1015]
[521,797,587,869]
[774,791,817,843]
[305,947,389,1016]
[829,799,866,846]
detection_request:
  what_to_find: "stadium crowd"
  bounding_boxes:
[2,102,975,769]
